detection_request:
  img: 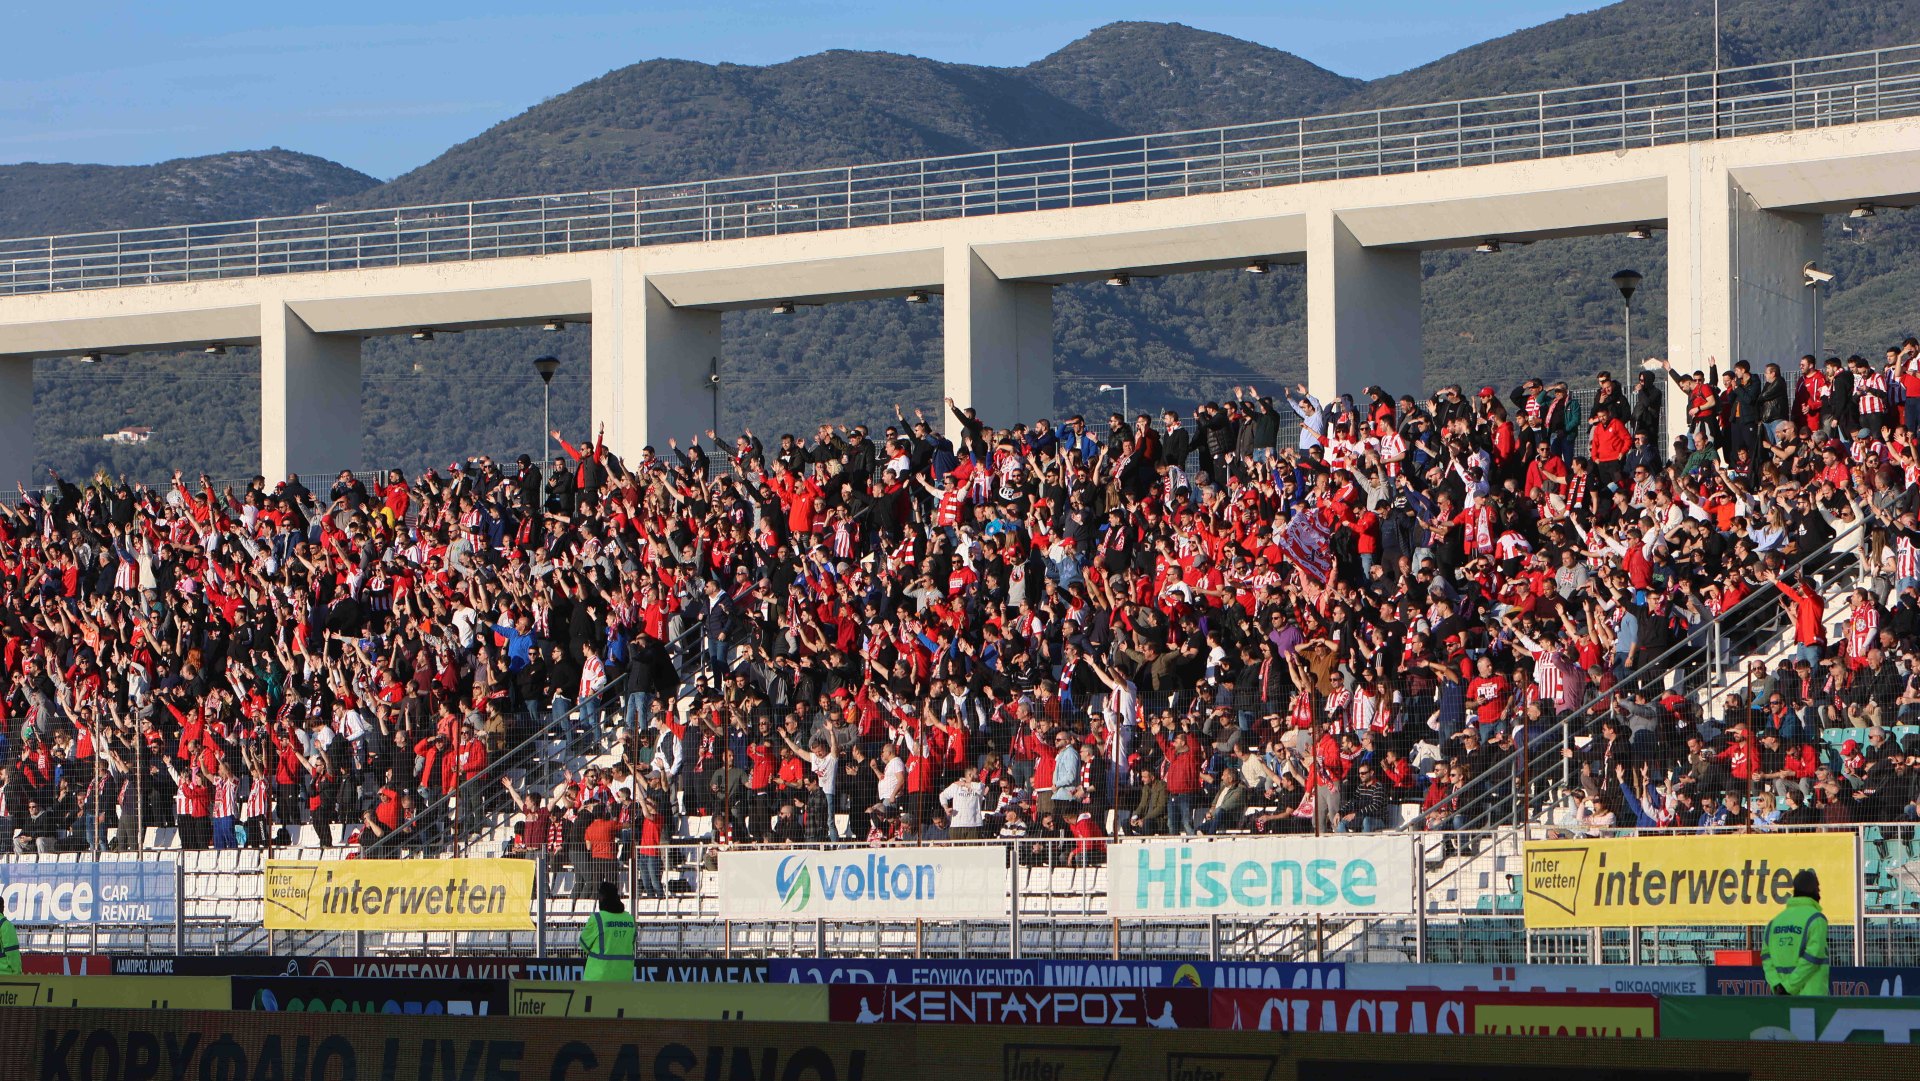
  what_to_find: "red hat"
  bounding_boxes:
[1477,387,1496,398]
[1843,738,1860,754]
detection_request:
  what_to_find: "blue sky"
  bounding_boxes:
[2,1,1612,180]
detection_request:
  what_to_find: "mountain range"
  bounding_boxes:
[15,0,1920,481]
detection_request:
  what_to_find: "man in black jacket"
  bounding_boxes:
[1756,361,1790,442]
[1160,411,1192,471]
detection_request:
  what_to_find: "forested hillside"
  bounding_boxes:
[12,2,1920,480]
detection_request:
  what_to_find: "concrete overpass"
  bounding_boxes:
[2,44,1920,482]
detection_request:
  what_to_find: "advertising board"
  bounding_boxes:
[21,956,111,976]
[1661,995,1920,1041]
[1521,833,1858,928]
[770,959,1344,988]
[1210,989,1658,1036]
[0,859,176,926]
[1705,966,1920,997]
[4,1006,1915,1081]
[830,984,1209,1027]
[717,846,1008,920]
[1345,964,1706,996]
[232,976,510,1015]
[263,858,535,931]
[1108,836,1416,918]
[0,975,228,1010]
[511,981,826,1021]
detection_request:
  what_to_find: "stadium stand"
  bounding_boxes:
[5,350,1920,960]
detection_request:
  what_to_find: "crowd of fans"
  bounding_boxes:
[6,344,1920,881]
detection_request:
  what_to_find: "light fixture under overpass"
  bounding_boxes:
[1106,273,1131,287]
[533,355,560,466]
[1627,224,1654,240]
[1243,260,1271,275]
[204,343,226,355]
[771,300,796,315]
[410,328,435,342]
[1474,239,1502,254]
[905,289,930,304]
[542,319,564,332]
[1851,203,1878,219]
[1611,269,1642,374]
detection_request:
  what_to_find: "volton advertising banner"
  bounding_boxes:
[717,846,1008,920]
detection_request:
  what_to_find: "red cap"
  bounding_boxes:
[1478,387,1496,398]
[1843,739,1860,754]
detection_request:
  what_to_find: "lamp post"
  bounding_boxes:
[1097,383,1129,423]
[1611,270,1642,374]
[534,355,559,464]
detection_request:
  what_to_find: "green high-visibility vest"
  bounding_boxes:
[1763,895,1830,996]
[0,918,19,976]
[578,910,636,982]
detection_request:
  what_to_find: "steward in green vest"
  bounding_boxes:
[0,898,20,976]
[1763,870,1829,996]
[579,881,636,982]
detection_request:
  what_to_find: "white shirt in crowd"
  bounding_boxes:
[940,779,985,828]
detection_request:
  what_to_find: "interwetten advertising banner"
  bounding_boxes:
[0,859,177,926]
[263,858,535,931]
[716,847,1008,920]
[1521,833,1858,928]
[1107,836,1416,917]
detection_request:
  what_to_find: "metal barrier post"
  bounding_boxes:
[814,917,826,959]
[534,853,548,960]
[1855,829,1868,967]
[1008,848,1021,960]
[1413,843,1428,964]
[1208,915,1221,963]
[173,861,186,952]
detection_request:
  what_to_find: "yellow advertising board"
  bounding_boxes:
[0,975,229,1010]
[510,981,828,1021]
[1522,833,1857,928]
[264,858,535,931]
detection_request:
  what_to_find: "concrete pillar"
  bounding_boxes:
[260,302,361,481]
[0,357,31,493]
[1306,210,1422,406]
[1667,156,1822,438]
[943,245,1053,439]
[593,254,719,457]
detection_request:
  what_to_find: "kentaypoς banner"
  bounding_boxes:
[263,859,534,931]
[716,847,1008,920]
[1521,833,1858,928]
[0,858,177,926]
[1107,836,1416,917]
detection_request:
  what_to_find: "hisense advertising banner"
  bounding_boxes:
[1107,836,1416,917]
[717,847,1008,920]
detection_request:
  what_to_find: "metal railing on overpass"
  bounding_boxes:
[5,44,1920,296]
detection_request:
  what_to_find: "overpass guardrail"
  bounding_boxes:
[3,44,1920,296]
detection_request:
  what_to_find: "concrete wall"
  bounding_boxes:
[1,116,1919,483]
[1307,210,1422,405]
